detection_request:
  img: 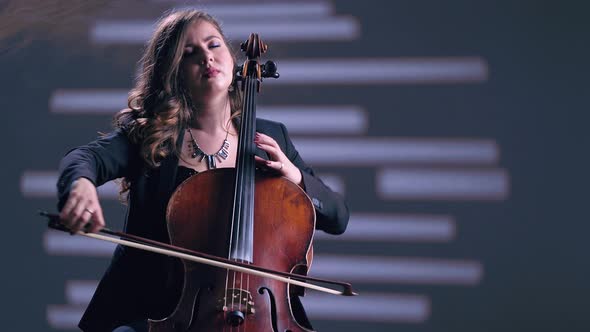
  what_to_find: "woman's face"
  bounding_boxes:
[180,20,234,103]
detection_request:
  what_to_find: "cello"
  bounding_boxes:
[149,32,318,331]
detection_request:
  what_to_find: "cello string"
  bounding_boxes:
[226,74,246,315]
[231,67,253,318]
[241,74,253,315]
[227,79,243,317]
[240,74,256,320]
[243,68,259,327]
[243,70,258,326]
[229,72,250,314]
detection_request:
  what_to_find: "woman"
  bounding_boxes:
[57,9,349,332]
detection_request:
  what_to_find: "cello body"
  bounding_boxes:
[148,169,316,331]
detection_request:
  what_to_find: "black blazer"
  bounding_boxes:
[57,118,349,331]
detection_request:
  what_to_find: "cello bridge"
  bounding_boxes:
[217,288,255,315]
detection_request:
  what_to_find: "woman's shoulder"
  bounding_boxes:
[95,127,133,146]
[255,118,293,149]
[255,117,284,129]
[255,118,288,137]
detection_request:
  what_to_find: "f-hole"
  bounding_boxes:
[258,287,278,332]
[186,286,210,331]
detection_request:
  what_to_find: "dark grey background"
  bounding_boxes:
[1,0,589,331]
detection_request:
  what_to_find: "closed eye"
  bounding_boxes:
[183,46,200,58]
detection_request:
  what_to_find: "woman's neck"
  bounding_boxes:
[191,95,232,134]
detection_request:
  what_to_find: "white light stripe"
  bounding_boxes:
[274,57,488,84]
[20,171,59,198]
[46,305,84,330]
[22,171,339,198]
[24,167,505,203]
[292,138,499,165]
[91,18,359,43]
[66,280,98,305]
[316,173,345,195]
[377,168,510,200]
[314,213,455,242]
[260,106,368,134]
[48,92,368,134]
[57,284,429,324]
[301,292,430,322]
[20,171,120,199]
[172,2,333,19]
[44,230,116,257]
[49,89,127,114]
[49,59,486,95]
[312,255,483,285]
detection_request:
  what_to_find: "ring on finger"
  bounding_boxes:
[84,208,95,215]
[279,162,284,170]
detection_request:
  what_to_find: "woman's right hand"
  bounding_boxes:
[59,177,105,234]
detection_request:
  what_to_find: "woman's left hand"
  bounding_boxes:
[254,132,303,185]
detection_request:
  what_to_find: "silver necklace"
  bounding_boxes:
[187,128,230,169]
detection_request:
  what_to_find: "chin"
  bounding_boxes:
[196,85,231,98]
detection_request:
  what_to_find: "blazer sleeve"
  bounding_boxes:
[278,123,350,235]
[56,129,138,210]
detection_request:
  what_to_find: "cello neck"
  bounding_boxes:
[228,33,265,262]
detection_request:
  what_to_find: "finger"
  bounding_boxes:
[63,200,86,233]
[255,141,281,160]
[61,179,85,216]
[88,207,105,233]
[70,197,94,231]
[254,155,268,165]
[255,132,280,149]
[72,207,93,234]
[60,188,87,220]
[59,196,80,226]
[254,156,272,172]
[254,156,284,173]
[267,160,285,173]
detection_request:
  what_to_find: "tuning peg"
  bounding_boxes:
[262,61,279,79]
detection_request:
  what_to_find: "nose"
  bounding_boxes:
[201,51,213,65]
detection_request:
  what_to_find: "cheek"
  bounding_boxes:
[181,64,200,85]
[225,58,235,78]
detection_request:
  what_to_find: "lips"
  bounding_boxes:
[203,68,220,78]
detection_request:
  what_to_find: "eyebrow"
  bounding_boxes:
[204,35,221,42]
[185,35,221,47]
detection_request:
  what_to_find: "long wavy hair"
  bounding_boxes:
[115,9,242,170]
